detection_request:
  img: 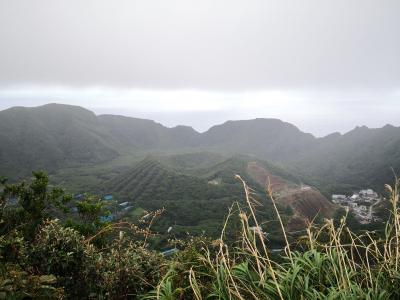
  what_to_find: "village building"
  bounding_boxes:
[331,188,380,224]
[350,194,359,201]
[332,194,347,204]
[360,189,375,196]
[103,194,114,201]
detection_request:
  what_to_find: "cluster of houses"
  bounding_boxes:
[331,189,381,224]
[101,195,134,221]
[73,193,133,222]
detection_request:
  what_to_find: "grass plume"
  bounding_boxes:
[150,176,400,299]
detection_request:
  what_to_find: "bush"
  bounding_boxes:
[0,268,64,300]
[98,233,165,299]
[147,177,400,300]
[3,172,400,299]
[29,220,98,298]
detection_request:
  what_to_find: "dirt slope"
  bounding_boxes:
[246,161,336,230]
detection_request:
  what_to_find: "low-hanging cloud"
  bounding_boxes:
[0,0,399,136]
[0,0,399,90]
[0,86,399,137]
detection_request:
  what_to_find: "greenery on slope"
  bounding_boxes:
[0,104,118,179]
[20,148,338,247]
[0,172,165,299]
[105,155,336,243]
[1,103,400,198]
[1,172,400,299]
[293,125,400,195]
[103,157,281,242]
[202,119,316,162]
[146,178,400,300]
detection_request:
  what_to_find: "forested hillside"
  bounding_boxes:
[102,155,334,242]
[293,125,400,193]
[202,119,315,161]
[1,169,399,299]
[1,103,399,195]
[0,104,118,178]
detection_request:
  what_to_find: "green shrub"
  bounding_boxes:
[147,177,400,300]
[98,233,165,299]
[0,268,64,300]
[29,219,98,298]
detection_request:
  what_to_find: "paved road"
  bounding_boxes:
[368,198,382,219]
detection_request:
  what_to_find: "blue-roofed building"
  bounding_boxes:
[103,195,114,201]
[100,215,114,223]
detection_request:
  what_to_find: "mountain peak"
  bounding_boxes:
[354,125,369,131]
[383,124,396,129]
[171,125,200,134]
[2,103,96,119]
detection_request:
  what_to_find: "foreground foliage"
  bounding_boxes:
[1,172,400,299]
[148,176,400,300]
[0,173,165,299]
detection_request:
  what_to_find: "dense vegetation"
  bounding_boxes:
[2,104,400,196]
[293,125,400,195]
[1,171,399,299]
[102,156,323,246]
[0,172,165,299]
[1,103,400,298]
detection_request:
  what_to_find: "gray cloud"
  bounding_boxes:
[0,1,399,136]
[0,87,399,136]
[0,0,399,89]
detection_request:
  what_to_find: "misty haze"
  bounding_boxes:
[0,1,400,299]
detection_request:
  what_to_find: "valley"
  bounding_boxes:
[2,2,399,297]
[0,103,397,243]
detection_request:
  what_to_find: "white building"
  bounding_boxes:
[360,189,375,196]
[350,194,359,201]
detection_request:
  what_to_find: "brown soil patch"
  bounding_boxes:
[246,161,337,228]
[246,161,288,192]
[280,189,335,220]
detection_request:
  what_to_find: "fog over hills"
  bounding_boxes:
[1,1,399,297]
[1,103,399,194]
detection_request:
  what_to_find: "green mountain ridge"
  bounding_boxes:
[294,123,400,193]
[0,104,118,178]
[101,155,334,239]
[1,103,399,195]
[103,157,251,238]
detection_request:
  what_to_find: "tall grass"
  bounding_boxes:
[149,177,400,299]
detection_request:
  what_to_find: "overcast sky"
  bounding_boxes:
[0,0,399,136]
